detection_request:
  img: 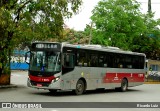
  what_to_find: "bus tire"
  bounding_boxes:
[120,78,128,92]
[74,79,85,95]
[49,89,57,93]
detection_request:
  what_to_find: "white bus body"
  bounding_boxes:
[27,42,146,95]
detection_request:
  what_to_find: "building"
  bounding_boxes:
[146,59,160,81]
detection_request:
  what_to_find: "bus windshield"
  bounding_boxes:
[30,51,61,72]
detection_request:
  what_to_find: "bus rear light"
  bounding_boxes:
[138,74,144,77]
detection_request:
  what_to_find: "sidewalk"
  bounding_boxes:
[0,84,17,88]
[0,70,28,89]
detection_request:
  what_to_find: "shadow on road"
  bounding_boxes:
[28,88,142,97]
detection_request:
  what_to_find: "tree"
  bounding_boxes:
[91,0,147,50]
[0,0,82,85]
[132,13,160,59]
[62,26,89,44]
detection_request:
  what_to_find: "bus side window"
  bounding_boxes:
[118,64,123,68]
[99,55,105,67]
[78,57,85,66]
[127,65,132,68]
[77,51,87,66]
[90,54,98,67]
[63,53,74,68]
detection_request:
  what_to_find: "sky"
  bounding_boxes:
[65,0,160,31]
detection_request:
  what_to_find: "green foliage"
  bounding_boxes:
[0,0,82,76]
[62,27,89,44]
[91,0,147,50]
[90,0,160,59]
[13,0,82,46]
[132,14,160,59]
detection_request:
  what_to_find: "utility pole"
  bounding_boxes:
[148,0,152,13]
[88,22,93,45]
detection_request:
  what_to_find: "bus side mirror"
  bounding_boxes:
[25,51,30,64]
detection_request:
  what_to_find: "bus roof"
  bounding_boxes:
[31,42,145,57]
[63,43,146,57]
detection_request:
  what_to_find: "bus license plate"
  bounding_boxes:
[37,84,42,87]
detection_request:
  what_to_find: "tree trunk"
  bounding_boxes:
[0,74,10,85]
[0,50,11,85]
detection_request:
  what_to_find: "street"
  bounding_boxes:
[0,71,160,111]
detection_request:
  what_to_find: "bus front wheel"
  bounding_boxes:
[74,79,85,95]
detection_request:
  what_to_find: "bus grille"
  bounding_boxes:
[30,81,50,87]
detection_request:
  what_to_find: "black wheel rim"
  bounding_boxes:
[76,80,84,95]
[77,84,83,93]
[122,80,127,91]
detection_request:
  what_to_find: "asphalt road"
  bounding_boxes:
[0,71,160,111]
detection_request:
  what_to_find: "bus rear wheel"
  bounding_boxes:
[120,79,128,92]
[74,79,85,95]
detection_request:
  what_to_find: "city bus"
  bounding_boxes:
[25,42,146,95]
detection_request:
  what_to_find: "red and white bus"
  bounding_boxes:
[25,42,146,95]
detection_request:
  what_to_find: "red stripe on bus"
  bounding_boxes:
[103,73,145,83]
[29,75,55,83]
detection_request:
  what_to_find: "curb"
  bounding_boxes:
[144,82,160,84]
[0,84,17,89]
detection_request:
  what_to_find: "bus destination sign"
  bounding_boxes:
[36,44,57,48]
[32,43,61,50]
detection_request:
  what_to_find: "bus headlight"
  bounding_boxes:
[53,76,60,82]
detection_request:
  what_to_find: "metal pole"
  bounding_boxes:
[148,0,151,13]
[88,22,93,44]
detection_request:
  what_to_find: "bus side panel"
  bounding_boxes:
[61,67,145,91]
[72,67,96,90]
[89,67,114,89]
[101,68,145,87]
[61,67,113,91]
[61,67,92,90]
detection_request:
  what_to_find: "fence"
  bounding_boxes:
[145,71,160,82]
[10,50,29,70]
[10,62,29,70]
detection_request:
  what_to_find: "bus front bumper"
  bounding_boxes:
[27,78,61,90]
